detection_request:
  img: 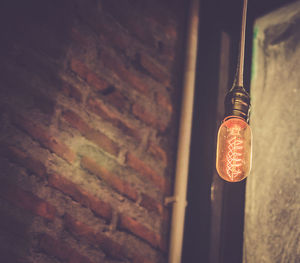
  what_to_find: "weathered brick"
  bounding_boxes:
[70,58,108,92]
[138,53,171,86]
[65,214,152,263]
[13,114,76,164]
[140,193,164,216]
[48,173,112,222]
[101,51,150,95]
[62,110,119,156]
[64,214,127,260]
[118,213,167,252]
[102,1,157,48]
[81,156,138,201]
[0,182,56,221]
[70,59,89,79]
[61,79,83,103]
[147,142,168,166]
[87,98,115,121]
[86,128,120,157]
[132,103,167,132]
[88,98,140,139]
[0,145,47,178]
[102,89,129,112]
[87,71,108,93]
[39,234,94,263]
[126,152,170,193]
[62,110,90,134]
[0,1,182,262]
[156,92,173,113]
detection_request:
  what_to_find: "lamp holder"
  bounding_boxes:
[225,85,250,123]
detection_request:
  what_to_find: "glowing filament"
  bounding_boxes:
[226,126,243,180]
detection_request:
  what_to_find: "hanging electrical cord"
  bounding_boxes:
[235,0,248,88]
[216,0,252,183]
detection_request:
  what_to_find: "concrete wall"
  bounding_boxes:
[243,2,300,262]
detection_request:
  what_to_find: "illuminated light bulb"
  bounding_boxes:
[216,86,252,182]
[216,116,252,182]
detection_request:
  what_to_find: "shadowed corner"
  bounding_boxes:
[0,0,75,261]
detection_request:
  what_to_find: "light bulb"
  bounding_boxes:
[216,85,251,182]
[216,116,252,182]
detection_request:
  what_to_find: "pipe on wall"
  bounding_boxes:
[167,0,200,262]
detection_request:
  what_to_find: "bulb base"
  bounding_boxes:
[225,86,250,122]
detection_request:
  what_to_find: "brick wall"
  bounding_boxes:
[0,0,186,262]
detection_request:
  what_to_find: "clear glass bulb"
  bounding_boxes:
[216,117,252,182]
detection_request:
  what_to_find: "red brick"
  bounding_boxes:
[86,72,108,92]
[156,92,173,113]
[64,214,127,260]
[13,114,76,164]
[70,59,108,92]
[140,193,164,216]
[81,156,138,201]
[87,129,119,157]
[101,51,150,95]
[62,110,90,134]
[48,173,112,222]
[61,80,83,103]
[70,59,89,79]
[39,234,94,263]
[126,152,171,194]
[104,90,129,112]
[118,213,167,252]
[87,98,115,121]
[64,214,153,263]
[62,110,119,156]
[139,53,171,86]
[147,142,168,166]
[132,103,167,132]
[88,98,140,139]
[0,182,56,221]
[0,145,46,178]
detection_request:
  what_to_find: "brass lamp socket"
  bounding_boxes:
[225,86,250,123]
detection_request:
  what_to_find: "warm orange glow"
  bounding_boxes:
[216,117,252,182]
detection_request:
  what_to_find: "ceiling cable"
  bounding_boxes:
[234,0,248,88]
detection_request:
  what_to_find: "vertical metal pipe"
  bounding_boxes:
[168,0,200,262]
